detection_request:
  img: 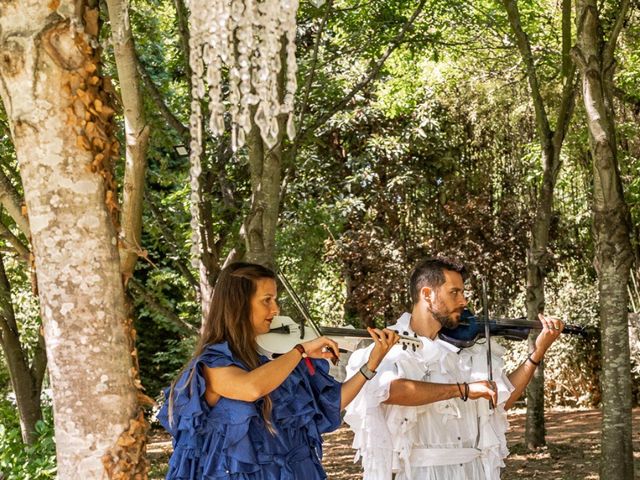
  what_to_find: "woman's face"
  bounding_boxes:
[250,278,279,335]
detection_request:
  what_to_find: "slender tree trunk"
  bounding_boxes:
[524,99,576,447]
[502,0,577,448]
[0,251,43,445]
[574,0,635,477]
[244,44,287,270]
[524,142,565,448]
[197,171,218,320]
[105,0,150,281]
[0,2,142,477]
[244,124,284,271]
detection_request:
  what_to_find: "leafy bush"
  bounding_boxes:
[0,401,56,479]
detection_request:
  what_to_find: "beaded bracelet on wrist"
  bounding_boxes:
[527,354,541,367]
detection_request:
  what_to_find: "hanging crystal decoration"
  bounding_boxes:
[186,0,299,266]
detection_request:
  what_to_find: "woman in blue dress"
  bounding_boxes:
[158,262,398,479]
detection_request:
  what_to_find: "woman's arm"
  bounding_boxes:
[203,336,340,402]
[340,328,399,410]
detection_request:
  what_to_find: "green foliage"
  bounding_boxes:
[0,402,56,479]
[87,0,640,410]
[3,256,42,361]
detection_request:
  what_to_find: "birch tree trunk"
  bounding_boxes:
[0,1,143,477]
[574,0,635,477]
[105,0,150,281]
[502,0,577,449]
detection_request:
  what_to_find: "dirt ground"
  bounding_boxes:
[148,407,640,479]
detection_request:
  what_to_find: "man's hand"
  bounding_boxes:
[467,380,498,406]
[533,313,564,360]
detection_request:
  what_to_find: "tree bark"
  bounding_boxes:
[105,0,150,282]
[196,170,218,321]
[0,251,43,445]
[244,115,284,270]
[502,0,577,448]
[0,2,142,477]
[574,0,635,477]
[243,40,288,271]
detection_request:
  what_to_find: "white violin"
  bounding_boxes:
[256,272,422,358]
[257,315,423,357]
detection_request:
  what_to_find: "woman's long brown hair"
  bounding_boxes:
[167,262,277,431]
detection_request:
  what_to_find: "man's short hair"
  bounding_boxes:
[409,257,467,304]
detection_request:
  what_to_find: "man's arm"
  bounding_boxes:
[504,314,564,410]
[385,378,497,406]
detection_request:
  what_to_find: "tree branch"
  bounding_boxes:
[0,167,29,236]
[561,0,572,78]
[552,64,578,152]
[106,0,151,281]
[603,0,632,70]
[296,0,428,142]
[127,277,197,334]
[145,192,199,291]
[0,220,30,263]
[297,0,333,131]
[30,331,47,396]
[502,0,552,144]
[173,0,192,82]
[135,55,189,139]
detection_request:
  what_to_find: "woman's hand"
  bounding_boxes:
[366,328,400,371]
[301,336,340,362]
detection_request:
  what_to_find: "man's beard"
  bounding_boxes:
[431,306,460,330]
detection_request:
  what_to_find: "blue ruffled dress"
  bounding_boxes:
[157,342,342,479]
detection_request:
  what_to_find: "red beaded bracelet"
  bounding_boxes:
[293,344,315,375]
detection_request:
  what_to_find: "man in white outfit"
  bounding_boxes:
[345,257,564,479]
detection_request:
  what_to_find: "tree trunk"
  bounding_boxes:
[197,174,218,320]
[524,145,561,448]
[0,252,43,445]
[105,0,150,282]
[0,2,142,477]
[574,0,635,477]
[244,123,284,271]
[502,0,577,448]
[244,45,287,270]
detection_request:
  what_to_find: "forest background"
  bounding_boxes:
[0,0,639,478]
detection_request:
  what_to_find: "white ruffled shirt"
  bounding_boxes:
[344,313,514,480]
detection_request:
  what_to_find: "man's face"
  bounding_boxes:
[428,270,467,329]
